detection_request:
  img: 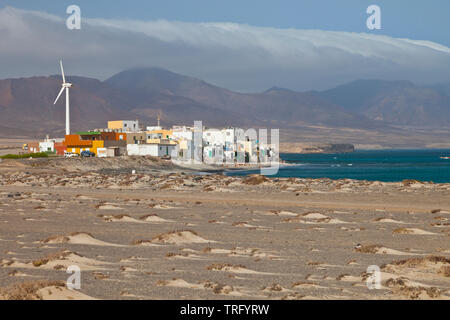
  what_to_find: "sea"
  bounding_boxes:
[226,149,450,183]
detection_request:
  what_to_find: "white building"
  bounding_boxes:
[146,126,162,132]
[39,141,54,153]
[203,129,225,147]
[127,143,178,158]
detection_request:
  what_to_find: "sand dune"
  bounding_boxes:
[139,214,172,223]
[1,158,449,300]
[147,230,213,245]
[393,228,438,235]
[203,247,279,259]
[96,204,123,210]
[207,263,275,275]
[99,214,145,223]
[41,232,125,247]
[38,286,97,300]
[0,280,96,300]
[355,245,417,256]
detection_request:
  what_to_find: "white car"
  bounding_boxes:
[64,152,79,158]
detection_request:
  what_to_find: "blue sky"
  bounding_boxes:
[1,1,450,91]
[3,0,450,46]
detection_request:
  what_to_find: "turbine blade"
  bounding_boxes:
[60,60,66,83]
[54,87,65,104]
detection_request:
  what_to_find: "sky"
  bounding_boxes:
[1,1,450,92]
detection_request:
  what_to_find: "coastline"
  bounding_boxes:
[0,156,449,300]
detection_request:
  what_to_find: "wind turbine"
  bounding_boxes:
[53,60,72,135]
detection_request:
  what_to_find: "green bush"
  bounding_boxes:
[0,152,49,159]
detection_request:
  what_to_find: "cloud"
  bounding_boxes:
[1,6,450,92]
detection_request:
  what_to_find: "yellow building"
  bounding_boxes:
[146,129,176,144]
[108,120,139,132]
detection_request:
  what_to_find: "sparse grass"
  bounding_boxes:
[0,152,49,159]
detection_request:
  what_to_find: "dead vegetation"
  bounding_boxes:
[393,228,414,234]
[384,278,442,299]
[243,174,268,185]
[0,280,65,300]
[206,263,247,271]
[355,244,382,254]
[32,250,73,267]
[384,256,450,268]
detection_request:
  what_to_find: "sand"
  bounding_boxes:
[0,157,449,300]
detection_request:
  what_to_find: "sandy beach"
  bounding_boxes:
[0,157,449,300]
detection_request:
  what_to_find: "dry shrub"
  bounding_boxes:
[402,179,419,186]
[438,266,450,277]
[131,239,152,245]
[206,263,246,271]
[292,281,317,287]
[266,283,283,292]
[0,280,65,300]
[32,250,73,267]
[110,214,130,219]
[385,278,441,299]
[151,229,198,242]
[139,214,157,220]
[388,256,450,268]
[393,228,413,234]
[243,175,268,185]
[336,274,350,280]
[355,244,381,254]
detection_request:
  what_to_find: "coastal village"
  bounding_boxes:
[24,118,278,166]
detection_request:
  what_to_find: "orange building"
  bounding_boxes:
[64,132,103,155]
[63,131,126,156]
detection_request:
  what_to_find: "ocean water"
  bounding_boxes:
[226,149,450,183]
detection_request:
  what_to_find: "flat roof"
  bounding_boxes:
[75,131,101,135]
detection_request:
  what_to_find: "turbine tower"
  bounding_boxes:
[53,60,72,135]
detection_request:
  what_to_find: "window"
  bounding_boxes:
[124,123,127,127]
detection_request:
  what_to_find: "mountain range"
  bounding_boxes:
[0,67,449,146]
